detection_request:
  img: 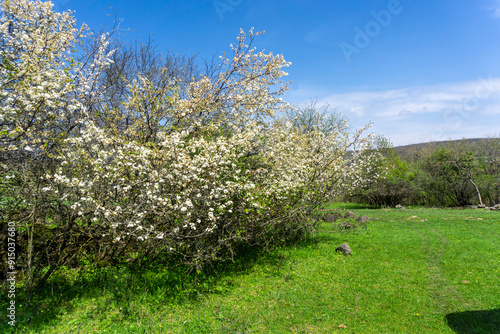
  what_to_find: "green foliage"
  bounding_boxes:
[420,147,474,206]
[348,137,422,207]
[349,137,500,207]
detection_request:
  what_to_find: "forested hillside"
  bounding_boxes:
[348,137,500,207]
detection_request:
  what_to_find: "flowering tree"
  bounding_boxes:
[0,0,114,289]
[1,1,379,289]
[285,99,347,135]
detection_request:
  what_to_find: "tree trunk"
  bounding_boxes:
[468,177,484,206]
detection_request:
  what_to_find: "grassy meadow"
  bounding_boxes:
[2,204,500,333]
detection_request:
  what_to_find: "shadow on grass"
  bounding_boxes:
[0,236,321,333]
[445,309,500,334]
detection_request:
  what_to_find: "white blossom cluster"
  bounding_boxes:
[0,0,86,153]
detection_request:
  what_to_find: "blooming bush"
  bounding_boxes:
[1,1,379,288]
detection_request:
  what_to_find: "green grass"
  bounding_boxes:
[2,204,500,333]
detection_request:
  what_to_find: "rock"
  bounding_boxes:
[323,213,339,222]
[494,204,500,209]
[343,210,356,219]
[395,204,406,210]
[478,204,486,208]
[356,216,370,229]
[335,243,352,256]
[337,221,356,231]
[356,215,370,223]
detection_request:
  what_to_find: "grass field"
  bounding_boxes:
[2,204,500,333]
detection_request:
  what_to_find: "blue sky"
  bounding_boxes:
[53,0,500,145]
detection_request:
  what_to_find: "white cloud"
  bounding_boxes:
[304,21,339,43]
[287,78,500,145]
[482,0,500,18]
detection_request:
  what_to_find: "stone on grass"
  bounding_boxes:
[343,210,356,219]
[324,213,338,222]
[335,243,352,256]
[356,215,370,223]
[337,221,356,231]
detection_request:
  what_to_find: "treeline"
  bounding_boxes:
[348,137,500,207]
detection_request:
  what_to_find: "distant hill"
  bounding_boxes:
[393,138,497,159]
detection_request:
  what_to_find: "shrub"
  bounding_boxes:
[0,1,376,290]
